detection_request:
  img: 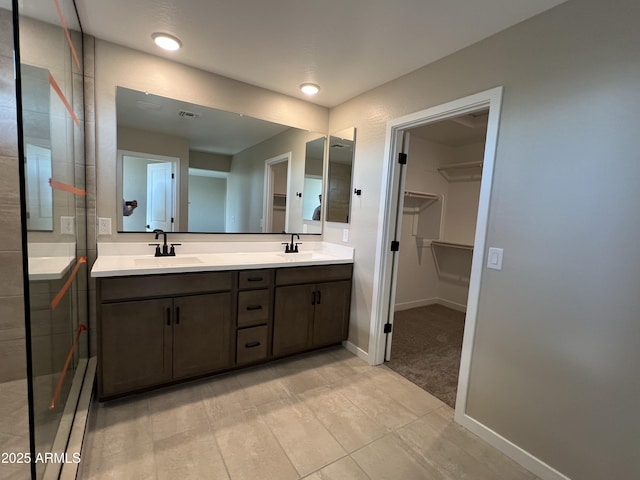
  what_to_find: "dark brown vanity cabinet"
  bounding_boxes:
[97,263,352,400]
[273,264,352,357]
[97,272,233,399]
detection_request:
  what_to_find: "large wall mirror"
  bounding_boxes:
[325,127,356,223]
[116,87,326,234]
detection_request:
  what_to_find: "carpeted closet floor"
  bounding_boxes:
[386,304,465,408]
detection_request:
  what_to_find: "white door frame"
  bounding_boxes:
[368,87,503,421]
[262,152,292,232]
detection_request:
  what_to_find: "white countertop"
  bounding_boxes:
[28,243,76,281]
[91,241,354,277]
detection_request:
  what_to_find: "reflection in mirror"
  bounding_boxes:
[120,151,178,232]
[22,64,53,231]
[302,137,325,233]
[326,127,356,223]
[116,87,326,233]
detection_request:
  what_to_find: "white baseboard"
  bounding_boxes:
[456,413,571,480]
[436,298,467,312]
[394,297,439,311]
[394,297,467,313]
[342,340,370,364]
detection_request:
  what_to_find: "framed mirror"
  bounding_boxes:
[325,127,356,223]
[115,87,326,233]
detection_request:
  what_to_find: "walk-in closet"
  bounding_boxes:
[386,109,488,407]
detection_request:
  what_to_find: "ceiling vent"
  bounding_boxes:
[178,110,201,120]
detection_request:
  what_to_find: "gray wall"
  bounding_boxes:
[327,0,640,478]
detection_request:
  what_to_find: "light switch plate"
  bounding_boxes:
[98,217,112,236]
[487,247,504,270]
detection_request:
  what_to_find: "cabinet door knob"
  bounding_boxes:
[316,290,321,304]
[311,291,316,305]
[166,307,171,326]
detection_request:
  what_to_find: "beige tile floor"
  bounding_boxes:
[79,347,538,480]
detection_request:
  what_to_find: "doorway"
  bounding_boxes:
[385,109,489,408]
[263,153,291,233]
[370,87,503,419]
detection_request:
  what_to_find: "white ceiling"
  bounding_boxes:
[14,0,567,107]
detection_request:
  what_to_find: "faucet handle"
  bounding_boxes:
[294,242,302,253]
[281,242,290,253]
[148,243,161,257]
[169,243,181,256]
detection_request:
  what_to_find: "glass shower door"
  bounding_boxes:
[16,0,89,477]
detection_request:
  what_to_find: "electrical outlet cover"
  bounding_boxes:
[98,217,112,235]
[60,216,75,235]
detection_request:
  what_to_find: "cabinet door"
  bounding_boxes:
[172,293,232,379]
[100,298,172,397]
[312,280,351,347]
[273,284,314,357]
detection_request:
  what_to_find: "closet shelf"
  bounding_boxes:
[431,241,474,251]
[431,241,474,284]
[437,161,482,182]
[403,191,439,210]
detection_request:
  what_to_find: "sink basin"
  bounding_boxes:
[276,252,325,261]
[134,256,203,267]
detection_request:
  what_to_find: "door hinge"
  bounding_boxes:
[171,173,175,179]
[398,152,407,165]
[171,217,174,223]
[390,240,400,252]
[384,323,392,334]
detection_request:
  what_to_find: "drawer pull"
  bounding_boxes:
[176,306,180,325]
[246,305,263,311]
[247,277,263,282]
[245,341,261,349]
[311,291,316,305]
[166,307,171,326]
[317,290,321,304]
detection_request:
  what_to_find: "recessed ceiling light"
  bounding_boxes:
[300,83,320,95]
[152,32,182,51]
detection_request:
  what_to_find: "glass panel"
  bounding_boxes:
[16,0,89,477]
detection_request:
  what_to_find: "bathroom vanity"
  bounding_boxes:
[91,242,353,400]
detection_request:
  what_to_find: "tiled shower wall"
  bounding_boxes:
[0,7,27,383]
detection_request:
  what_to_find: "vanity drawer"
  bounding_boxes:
[275,264,353,286]
[238,269,273,290]
[99,271,233,302]
[236,325,268,365]
[237,290,270,327]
